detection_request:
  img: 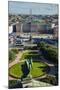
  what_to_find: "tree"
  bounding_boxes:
[39,42,46,50]
[9,51,15,62]
[11,49,19,54]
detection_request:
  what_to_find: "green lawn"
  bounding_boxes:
[9,61,48,79]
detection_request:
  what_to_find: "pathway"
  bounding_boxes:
[9,51,23,68]
[23,79,52,87]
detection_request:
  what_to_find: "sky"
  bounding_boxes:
[8,1,58,15]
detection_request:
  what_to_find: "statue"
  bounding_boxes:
[28,58,33,78]
[26,58,33,70]
[21,58,33,81]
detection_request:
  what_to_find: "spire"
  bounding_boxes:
[29,8,32,22]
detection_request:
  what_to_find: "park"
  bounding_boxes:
[9,41,58,88]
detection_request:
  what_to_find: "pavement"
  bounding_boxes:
[23,79,52,87]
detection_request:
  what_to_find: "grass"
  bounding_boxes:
[9,62,23,78]
[30,62,47,78]
[9,61,48,79]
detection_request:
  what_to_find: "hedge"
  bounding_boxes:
[39,42,58,63]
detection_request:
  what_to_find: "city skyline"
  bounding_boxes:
[8,1,58,15]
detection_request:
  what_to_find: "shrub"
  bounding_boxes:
[9,50,16,62]
[20,51,41,60]
[11,49,19,54]
[39,42,46,50]
[24,46,37,50]
[9,80,23,88]
[46,48,58,63]
[40,75,57,85]
[39,42,58,63]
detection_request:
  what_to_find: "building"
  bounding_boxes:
[51,18,58,39]
[9,22,23,36]
[53,25,58,39]
[9,15,55,35]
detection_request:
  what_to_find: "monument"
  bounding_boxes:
[21,58,33,81]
